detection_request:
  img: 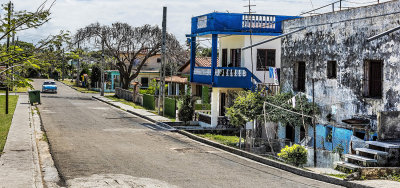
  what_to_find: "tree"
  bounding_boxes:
[74,22,187,89]
[196,46,212,57]
[178,90,195,123]
[90,65,101,87]
[0,1,54,88]
[227,91,318,128]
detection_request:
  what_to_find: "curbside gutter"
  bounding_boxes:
[92,95,370,188]
[92,96,176,131]
[177,130,372,188]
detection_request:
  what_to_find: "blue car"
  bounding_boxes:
[42,81,57,93]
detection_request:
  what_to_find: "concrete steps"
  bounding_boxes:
[366,141,400,149]
[344,154,377,167]
[355,148,388,156]
[334,161,361,173]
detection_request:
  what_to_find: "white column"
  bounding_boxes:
[210,87,220,127]
[168,83,172,96]
[176,83,179,95]
[185,84,188,94]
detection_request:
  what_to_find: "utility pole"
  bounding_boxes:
[62,49,65,81]
[11,27,15,94]
[158,6,167,115]
[312,78,317,167]
[100,31,105,96]
[5,1,13,114]
[75,43,80,86]
[244,0,256,85]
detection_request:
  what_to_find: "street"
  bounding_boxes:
[33,79,341,188]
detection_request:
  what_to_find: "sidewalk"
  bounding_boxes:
[0,95,42,188]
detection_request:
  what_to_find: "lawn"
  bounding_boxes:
[0,95,19,154]
[0,86,30,93]
[196,133,241,147]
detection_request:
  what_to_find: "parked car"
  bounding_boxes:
[42,81,57,93]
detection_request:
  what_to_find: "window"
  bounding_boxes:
[230,49,241,67]
[326,127,333,143]
[141,77,149,87]
[222,49,228,67]
[327,61,337,79]
[363,60,383,98]
[195,85,202,97]
[294,61,306,92]
[157,58,161,63]
[256,49,276,70]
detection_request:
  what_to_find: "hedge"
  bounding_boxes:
[164,97,176,118]
[143,94,155,110]
[195,103,211,110]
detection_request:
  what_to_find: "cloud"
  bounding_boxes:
[11,0,391,46]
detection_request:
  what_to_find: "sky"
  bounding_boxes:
[9,0,392,48]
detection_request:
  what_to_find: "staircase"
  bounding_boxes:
[335,141,400,172]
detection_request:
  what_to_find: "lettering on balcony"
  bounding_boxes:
[215,69,247,77]
[197,16,208,29]
[194,68,211,76]
[242,15,276,29]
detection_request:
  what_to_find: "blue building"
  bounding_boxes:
[187,12,298,127]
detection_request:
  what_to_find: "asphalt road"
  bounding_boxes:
[33,79,342,188]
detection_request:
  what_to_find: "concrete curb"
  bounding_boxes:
[177,130,372,188]
[92,96,176,131]
[92,95,370,188]
[32,106,63,187]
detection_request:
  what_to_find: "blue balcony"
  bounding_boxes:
[187,12,298,89]
[192,67,261,89]
[188,12,299,37]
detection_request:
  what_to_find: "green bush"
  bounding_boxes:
[178,91,194,123]
[278,144,308,167]
[194,103,211,110]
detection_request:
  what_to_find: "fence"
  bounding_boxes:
[164,97,176,118]
[143,94,155,110]
[115,87,143,105]
[115,88,133,101]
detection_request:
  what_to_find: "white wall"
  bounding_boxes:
[218,35,281,85]
[210,87,243,127]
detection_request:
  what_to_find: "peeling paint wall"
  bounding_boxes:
[281,1,400,129]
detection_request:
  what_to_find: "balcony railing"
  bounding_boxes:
[192,67,260,89]
[190,13,299,36]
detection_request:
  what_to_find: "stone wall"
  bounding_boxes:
[378,111,400,141]
[281,1,400,129]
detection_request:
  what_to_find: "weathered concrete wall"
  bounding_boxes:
[305,147,341,168]
[281,1,400,129]
[378,111,400,141]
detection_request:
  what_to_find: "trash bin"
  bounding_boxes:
[28,90,41,105]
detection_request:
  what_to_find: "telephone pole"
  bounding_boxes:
[312,78,317,167]
[75,43,80,86]
[158,6,167,115]
[5,1,13,114]
[100,31,105,96]
[62,49,65,81]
